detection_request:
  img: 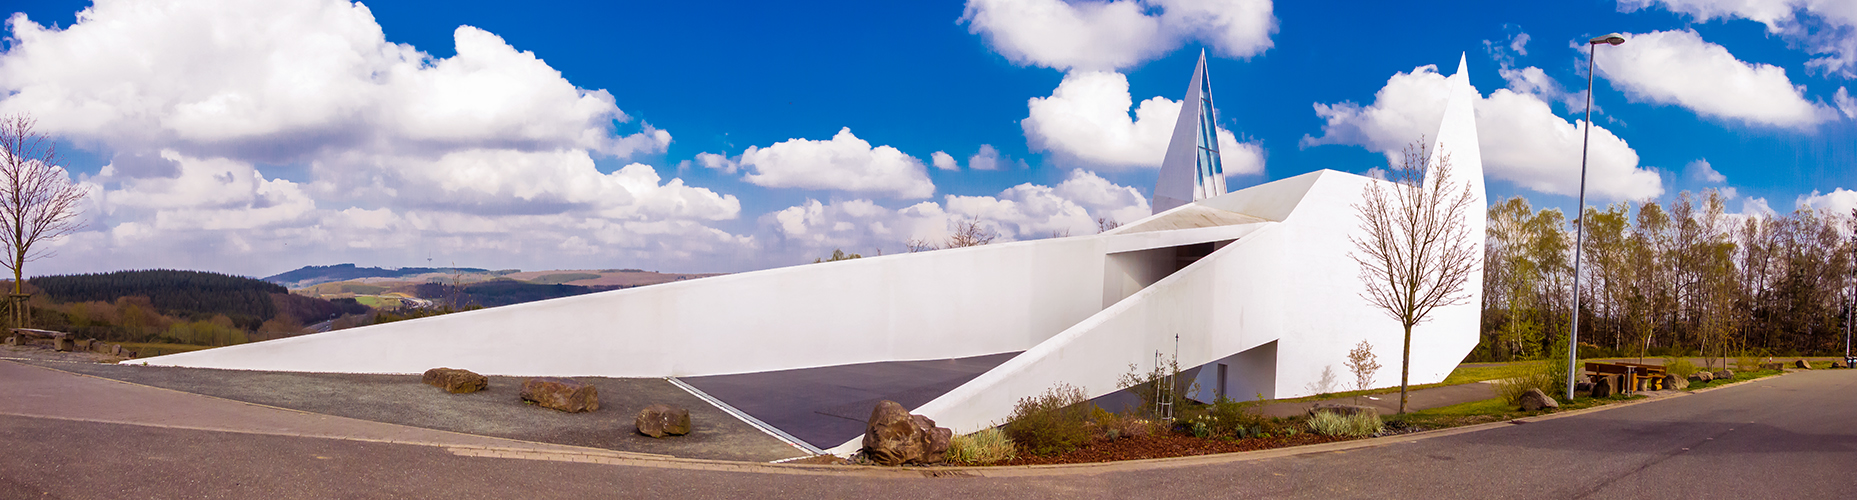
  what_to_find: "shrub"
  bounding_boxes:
[948,428,1017,465]
[1195,395,1267,439]
[1661,357,1699,378]
[1307,411,1383,437]
[1496,362,1562,405]
[1004,384,1092,456]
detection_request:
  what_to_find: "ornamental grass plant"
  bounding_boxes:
[1307,410,1383,437]
[948,428,1017,465]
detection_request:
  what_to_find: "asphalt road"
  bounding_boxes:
[3,366,1853,499]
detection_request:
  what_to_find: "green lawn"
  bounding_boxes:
[1279,360,1549,404]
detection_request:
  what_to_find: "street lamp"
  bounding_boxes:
[1566,33,1626,400]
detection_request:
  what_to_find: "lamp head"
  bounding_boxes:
[1590,33,1626,46]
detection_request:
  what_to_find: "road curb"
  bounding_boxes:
[9,359,1804,478]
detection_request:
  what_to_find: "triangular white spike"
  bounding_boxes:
[1153,49,1227,215]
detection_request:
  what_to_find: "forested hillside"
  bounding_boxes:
[20,270,371,346]
[33,270,286,328]
[1478,190,1855,362]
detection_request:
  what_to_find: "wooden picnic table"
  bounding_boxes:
[1585,361,1668,393]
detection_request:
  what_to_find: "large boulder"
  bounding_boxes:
[1759,362,1783,371]
[1590,376,1614,398]
[520,377,599,413]
[635,404,692,438]
[1794,359,1812,370]
[861,400,952,466]
[1832,360,1849,369]
[1661,374,1689,391]
[1714,369,1734,380]
[1519,388,1560,411]
[422,368,488,394]
[1690,371,1714,383]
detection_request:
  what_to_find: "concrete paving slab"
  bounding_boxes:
[21,359,807,462]
[682,352,1020,449]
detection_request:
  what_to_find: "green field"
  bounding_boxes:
[353,295,394,308]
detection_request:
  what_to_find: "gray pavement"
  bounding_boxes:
[682,352,1018,449]
[2,366,1853,498]
[17,359,807,462]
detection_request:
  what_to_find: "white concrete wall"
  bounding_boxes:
[145,236,1116,377]
[825,169,1482,453]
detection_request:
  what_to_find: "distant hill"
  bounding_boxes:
[28,269,369,334]
[264,264,492,288]
[416,280,612,308]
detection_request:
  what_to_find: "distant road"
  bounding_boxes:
[1,362,1851,498]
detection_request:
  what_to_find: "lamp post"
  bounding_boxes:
[1566,33,1626,400]
[1846,236,1854,366]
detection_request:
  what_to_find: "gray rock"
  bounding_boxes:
[1794,359,1812,370]
[1690,371,1714,382]
[1519,388,1560,411]
[421,367,488,394]
[520,377,599,413]
[635,404,692,438]
[1590,376,1614,398]
[1662,374,1689,391]
[1714,369,1734,380]
[860,400,952,466]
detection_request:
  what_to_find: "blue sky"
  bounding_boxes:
[4,0,1855,277]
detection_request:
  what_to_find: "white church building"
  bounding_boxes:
[146,52,1487,456]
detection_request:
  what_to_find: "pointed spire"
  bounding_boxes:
[1427,51,1485,227]
[1152,50,1228,215]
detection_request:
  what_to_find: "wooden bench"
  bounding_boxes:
[1585,362,1668,393]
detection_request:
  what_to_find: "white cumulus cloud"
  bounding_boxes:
[1024,70,1264,175]
[734,128,936,199]
[1837,87,1856,119]
[1594,30,1834,129]
[1685,159,1727,183]
[0,0,754,275]
[761,169,1150,261]
[1798,188,1857,217]
[1620,0,1857,78]
[931,151,960,171]
[960,0,1276,72]
[1303,64,1663,201]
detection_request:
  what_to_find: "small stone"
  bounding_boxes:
[520,377,599,413]
[422,367,488,394]
[1590,376,1614,398]
[1661,374,1689,391]
[1794,359,1812,370]
[635,404,692,438]
[1519,388,1560,411]
[860,400,952,466]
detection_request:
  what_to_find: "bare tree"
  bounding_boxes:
[945,217,999,248]
[904,238,938,253]
[0,114,87,329]
[1097,217,1121,233]
[1349,137,1479,414]
[1344,340,1381,406]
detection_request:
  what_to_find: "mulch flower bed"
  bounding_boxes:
[995,432,1351,466]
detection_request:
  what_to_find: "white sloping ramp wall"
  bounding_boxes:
[826,169,1483,453]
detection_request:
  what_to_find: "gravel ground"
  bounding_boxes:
[24,359,808,462]
[1,341,129,364]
